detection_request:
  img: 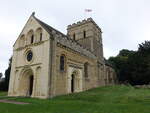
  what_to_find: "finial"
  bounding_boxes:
[32,12,35,16]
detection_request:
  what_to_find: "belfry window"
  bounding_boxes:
[31,35,34,44]
[83,30,86,38]
[73,33,76,40]
[60,55,65,71]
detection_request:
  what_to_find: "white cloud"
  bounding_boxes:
[0,0,150,74]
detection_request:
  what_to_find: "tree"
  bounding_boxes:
[108,49,135,83]
[0,57,12,91]
[128,41,150,85]
[0,73,2,79]
[4,57,12,90]
[118,49,135,57]
[108,41,150,85]
[138,41,150,54]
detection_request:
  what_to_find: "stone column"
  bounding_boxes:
[49,33,57,98]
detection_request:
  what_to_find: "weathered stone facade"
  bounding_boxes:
[8,13,117,99]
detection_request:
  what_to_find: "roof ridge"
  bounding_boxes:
[34,16,66,37]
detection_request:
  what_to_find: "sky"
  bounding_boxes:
[0,0,150,75]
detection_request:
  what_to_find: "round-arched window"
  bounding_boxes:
[26,50,33,62]
[84,62,89,78]
[60,55,66,71]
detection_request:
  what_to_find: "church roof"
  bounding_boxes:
[33,15,96,59]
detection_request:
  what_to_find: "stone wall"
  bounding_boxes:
[104,65,117,85]
[54,44,99,96]
[8,16,51,99]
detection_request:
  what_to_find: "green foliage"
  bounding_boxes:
[0,81,7,91]
[0,73,2,79]
[127,44,150,85]
[118,49,135,57]
[108,41,150,85]
[0,57,12,91]
[0,85,150,113]
[4,57,12,91]
[108,49,135,83]
[138,41,150,54]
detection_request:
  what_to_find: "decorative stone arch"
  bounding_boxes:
[19,34,25,47]
[27,29,34,44]
[18,67,35,97]
[67,67,83,93]
[35,27,43,42]
[23,48,34,63]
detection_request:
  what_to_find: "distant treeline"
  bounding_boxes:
[108,41,150,85]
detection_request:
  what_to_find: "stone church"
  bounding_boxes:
[8,13,117,99]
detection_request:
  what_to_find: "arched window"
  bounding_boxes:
[83,30,86,38]
[84,62,88,77]
[31,35,34,44]
[60,55,65,71]
[40,33,42,41]
[36,28,42,42]
[27,30,34,44]
[19,35,25,47]
[73,33,76,40]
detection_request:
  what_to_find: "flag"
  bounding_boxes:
[85,9,92,12]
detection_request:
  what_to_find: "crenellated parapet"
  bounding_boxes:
[67,18,102,33]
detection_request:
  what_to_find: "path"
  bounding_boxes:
[0,99,30,105]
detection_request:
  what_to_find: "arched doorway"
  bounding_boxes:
[29,75,34,96]
[19,68,34,97]
[71,74,75,93]
[70,70,82,93]
[67,67,83,93]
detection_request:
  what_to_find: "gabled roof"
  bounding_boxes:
[33,14,96,59]
[34,16,66,37]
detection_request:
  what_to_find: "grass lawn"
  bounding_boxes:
[0,85,150,113]
[0,92,7,96]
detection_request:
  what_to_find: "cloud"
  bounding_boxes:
[0,0,150,73]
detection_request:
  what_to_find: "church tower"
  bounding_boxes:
[67,18,104,61]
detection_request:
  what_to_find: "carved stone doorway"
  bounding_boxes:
[19,68,34,97]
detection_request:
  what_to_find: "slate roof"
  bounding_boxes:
[104,59,114,67]
[34,16,96,59]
